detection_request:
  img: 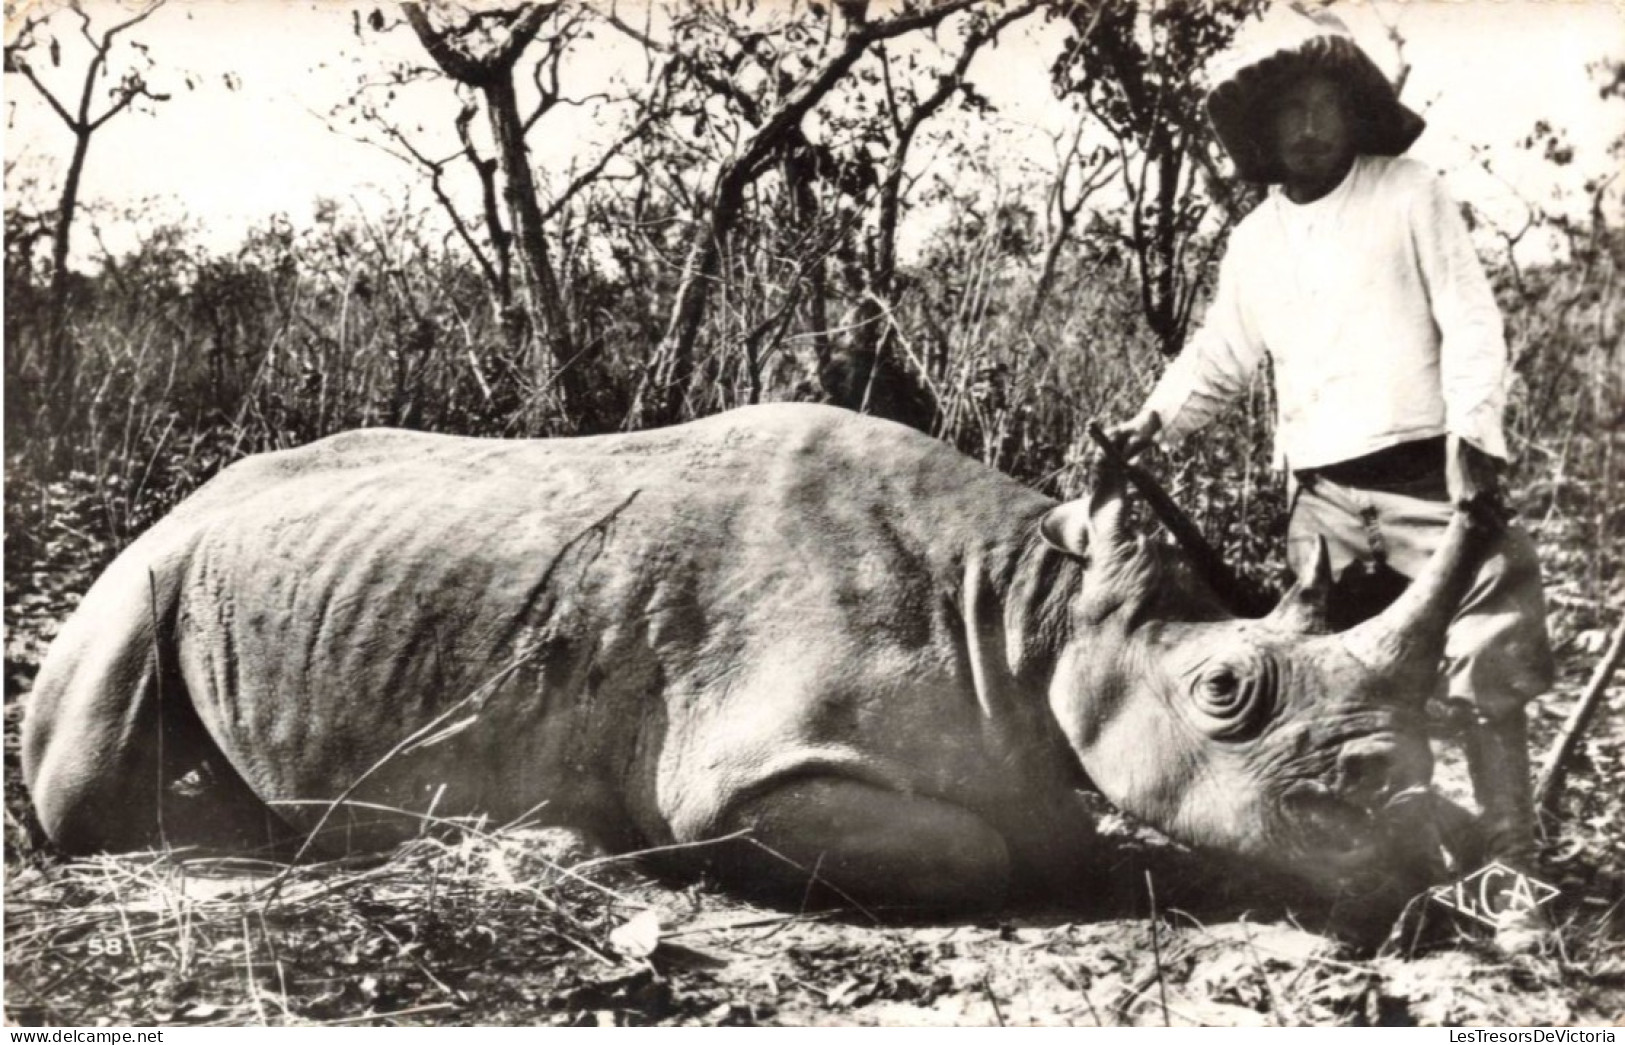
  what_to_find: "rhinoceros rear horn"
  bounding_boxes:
[1339,503,1500,694]
[1269,536,1332,634]
[1039,461,1132,562]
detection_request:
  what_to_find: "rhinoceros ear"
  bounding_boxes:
[1039,499,1092,559]
[1270,535,1332,634]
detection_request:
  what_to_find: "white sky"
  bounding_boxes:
[4,0,1623,267]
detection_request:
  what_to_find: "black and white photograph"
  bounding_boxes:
[3,0,1622,1028]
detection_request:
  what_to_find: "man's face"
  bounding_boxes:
[1271,75,1355,191]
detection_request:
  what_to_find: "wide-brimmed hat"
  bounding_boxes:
[1205,7,1425,184]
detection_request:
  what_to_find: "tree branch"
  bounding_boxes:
[597,5,663,53]
[449,100,509,275]
[735,0,986,181]
[70,0,97,51]
[12,61,78,129]
[431,163,503,294]
[538,62,673,223]
[88,78,167,132]
[853,0,984,46]
[900,0,1043,147]
[598,6,776,126]
[521,30,569,130]
[3,10,48,60]
[877,45,906,142]
[97,0,166,47]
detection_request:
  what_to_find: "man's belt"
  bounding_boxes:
[1295,436,1448,494]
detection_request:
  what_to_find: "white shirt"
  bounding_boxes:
[1144,155,1510,471]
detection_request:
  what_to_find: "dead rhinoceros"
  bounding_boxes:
[24,403,1484,909]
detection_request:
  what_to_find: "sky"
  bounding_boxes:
[4,0,1623,268]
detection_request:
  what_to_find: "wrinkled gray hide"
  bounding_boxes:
[25,404,1487,910]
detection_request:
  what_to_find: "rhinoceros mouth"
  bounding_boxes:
[1279,781,1385,869]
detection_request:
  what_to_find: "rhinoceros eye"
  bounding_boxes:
[1202,669,1238,700]
[1191,657,1276,740]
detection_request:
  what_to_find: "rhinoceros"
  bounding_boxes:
[24,403,1486,909]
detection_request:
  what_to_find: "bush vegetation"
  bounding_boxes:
[4,175,1619,620]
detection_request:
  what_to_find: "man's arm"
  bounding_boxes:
[1109,242,1266,458]
[1410,172,1513,504]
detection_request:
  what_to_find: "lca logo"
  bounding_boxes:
[1429,861,1560,928]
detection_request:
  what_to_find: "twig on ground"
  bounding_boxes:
[1146,871,1171,1027]
[315,1002,460,1025]
[982,973,1006,1027]
[1536,615,1625,813]
[1076,970,1106,1027]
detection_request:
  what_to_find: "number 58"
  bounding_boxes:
[87,935,125,957]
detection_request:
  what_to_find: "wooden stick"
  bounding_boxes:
[1535,615,1625,812]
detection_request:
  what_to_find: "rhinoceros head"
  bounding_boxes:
[1037,471,1491,892]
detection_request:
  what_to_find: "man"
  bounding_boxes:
[1108,10,1556,951]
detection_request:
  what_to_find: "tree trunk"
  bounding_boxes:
[823,141,932,431]
[482,75,585,420]
[1027,209,1079,326]
[782,147,831,383]
[1152,144,1183,356]
[10,1,170,402]
[837,160,904,399]
[44,128,92,396]
[647,172,744,424]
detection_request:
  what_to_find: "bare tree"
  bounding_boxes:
[614,0,988,427]
[823,0,1049,425]
[4,0,169,392]
[1025,120,1118,324]
[329,5,670,372]
[606,1,863,417]
[1050,0,1262,357]
[399,1,598,420]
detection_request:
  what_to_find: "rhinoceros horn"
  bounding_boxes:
[1038,462,1157,624]
[1269,536,1333,634]
[1337,503,1498,695]
[1038,456,1132,564]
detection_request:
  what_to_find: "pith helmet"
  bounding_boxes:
[1205,6,1425,184]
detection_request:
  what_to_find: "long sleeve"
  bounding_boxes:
[1410,174,1511,461]
[1143,242,1267,448]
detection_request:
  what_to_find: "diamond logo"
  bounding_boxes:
[1428,861,1560,929]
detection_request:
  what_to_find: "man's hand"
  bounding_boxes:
[1105,411,1162,461]
[1446,434,1503,509]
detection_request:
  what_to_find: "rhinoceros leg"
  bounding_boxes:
[24,581,286,856]
[701,777,1012,912]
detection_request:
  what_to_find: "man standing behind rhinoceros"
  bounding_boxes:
[1107,9,1556,951]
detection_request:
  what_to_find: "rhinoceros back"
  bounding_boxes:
[32,404,1055,848]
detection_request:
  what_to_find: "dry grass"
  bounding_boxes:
[4,816,691,1026]
[5,807,1623,1026]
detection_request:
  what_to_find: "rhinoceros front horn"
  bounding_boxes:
[1338,502,1500,697]
[1269,536,1333,634]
